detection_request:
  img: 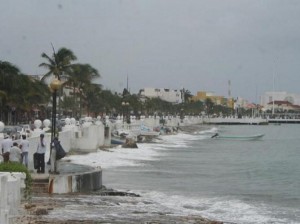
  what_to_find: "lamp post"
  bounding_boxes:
[50,78,62,142]
[122,101,130,124]
[180,108,184,123]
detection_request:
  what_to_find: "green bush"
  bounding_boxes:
[0,162,32,199]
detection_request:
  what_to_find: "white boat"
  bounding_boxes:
[203,117,268,125]
[212,133,265,140]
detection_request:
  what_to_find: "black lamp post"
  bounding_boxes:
[122,101,130,123]
[50,78,62,143]
[47,78,62,165]
[180,108,184,123]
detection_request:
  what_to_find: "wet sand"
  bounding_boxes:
[15,190,223,224]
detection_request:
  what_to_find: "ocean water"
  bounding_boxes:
[65,124,300,223]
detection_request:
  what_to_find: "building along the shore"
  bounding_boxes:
[139,87,183,104]
[191,91,234,109]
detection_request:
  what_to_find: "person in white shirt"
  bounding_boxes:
[1,135,13,162]
[9,142,22,163]
[19,135,30,167]
[36,134,46,173]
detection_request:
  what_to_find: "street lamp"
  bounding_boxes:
[50,78,62,142]
[180,108,184,123]
[122,101,130,123]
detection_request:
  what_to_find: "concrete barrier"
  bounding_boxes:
[0,172,26,224]
[48,164,102,194]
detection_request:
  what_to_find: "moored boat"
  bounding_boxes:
[212,133,265,140]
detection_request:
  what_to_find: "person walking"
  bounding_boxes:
[9,142,22,163]
[19,135,30,167]
[1,135,13,162]
[36,134,46,173]
[50,137,59,174]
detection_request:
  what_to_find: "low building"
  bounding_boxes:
[192,91,234,109]
[260,91,300,107]
[139,87,183,104]
[264,100,300,112]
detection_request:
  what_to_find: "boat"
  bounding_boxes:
[111,136,126,145]
[203,117,268,125]
[211,133,265,140]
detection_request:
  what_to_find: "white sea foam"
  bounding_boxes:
[194,127,219,135]
[67,142,165,169]
[132,191,292,224]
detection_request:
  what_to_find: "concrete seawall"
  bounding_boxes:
[49,162,102,194]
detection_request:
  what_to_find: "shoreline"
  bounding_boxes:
[15,189,224,224]
[15,125,225,224]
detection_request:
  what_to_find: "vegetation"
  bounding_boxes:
[0,61,51,124]
[39,46,77,81]
[0,46,238,124]
[0,162,32,199]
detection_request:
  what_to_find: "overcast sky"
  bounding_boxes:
[1,0,300,103]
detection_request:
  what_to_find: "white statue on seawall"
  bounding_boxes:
[70,118,76,126]
[65,118,71,125]
[82,117,92,128]
[115,115,122,124]
[32,119,44,137]
[62,118,73,131]
[95,116,103,125]
[130,115,136,124]
[43,119,51,132]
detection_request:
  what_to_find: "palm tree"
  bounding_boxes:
[66,63,100,117]
[39,47,77,81]
[39,46,77,118]
[182,88,193,103]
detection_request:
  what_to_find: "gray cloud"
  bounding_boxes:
[1,0,300,102]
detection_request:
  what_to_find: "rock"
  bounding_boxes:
[122,138,138,148]
[34,208,48,215]
[92,186,141,197]
[24,203,36,209]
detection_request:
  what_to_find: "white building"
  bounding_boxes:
[260,91,300,107]
[234,97,249,109]
[139,87,183,104]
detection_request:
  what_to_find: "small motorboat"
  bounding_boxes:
[111,137,126,145]
[211,133,265,140]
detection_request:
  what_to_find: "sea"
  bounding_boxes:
[49,124,300,223]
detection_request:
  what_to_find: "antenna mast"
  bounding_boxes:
[228,80,231,98]
[272,74,275,115]
[126,74,129,91]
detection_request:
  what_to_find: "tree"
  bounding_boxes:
[205,98,214,116]
[182,88,193,102]
[83,83,102,116]
[39,47,77,81]
[0,90,7,121]
[39,46,77,118]
[144,98,173,115]
[122,88,130,98]
[66,64,100,117]
[0,61,50,123]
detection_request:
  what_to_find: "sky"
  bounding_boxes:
[1,0,300,103]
